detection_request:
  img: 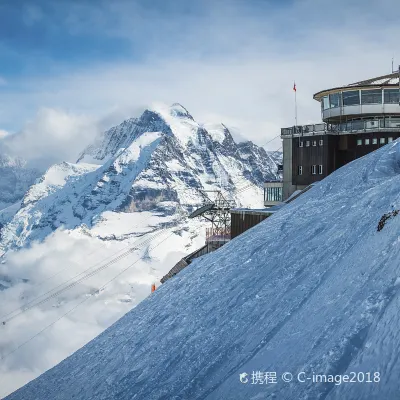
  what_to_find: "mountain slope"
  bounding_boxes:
[6,140,400,399]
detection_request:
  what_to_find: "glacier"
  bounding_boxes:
[4,139,400,399]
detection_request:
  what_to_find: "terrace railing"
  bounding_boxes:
[281,118,400,137]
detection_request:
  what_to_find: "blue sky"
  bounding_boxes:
[0,0,399,161]
[0,0,293,77]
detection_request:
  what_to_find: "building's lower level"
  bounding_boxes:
[282,122,400,200]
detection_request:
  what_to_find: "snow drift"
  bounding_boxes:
[6,140,400,399]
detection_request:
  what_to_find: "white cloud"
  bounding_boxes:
[2,108,101,169]
[0,231,160,396]
[0,129,9,139]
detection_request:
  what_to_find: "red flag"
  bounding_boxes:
[293,82,296,92]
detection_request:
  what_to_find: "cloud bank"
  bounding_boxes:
[0,226,189,397]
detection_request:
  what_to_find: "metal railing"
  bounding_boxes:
[281,118,400,137]
[205,227,231,242]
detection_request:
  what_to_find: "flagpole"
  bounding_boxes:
[294,81,298,127]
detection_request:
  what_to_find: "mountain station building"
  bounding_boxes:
[279,71,400,201]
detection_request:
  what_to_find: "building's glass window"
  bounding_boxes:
[306,141,310,147]
[361,89,382,104]
[357,139,362,146]
[388,119,400,128]
[388,137,393,142]
[384,89,400,104]
[318,165,323,175]
[319,139,324,146]
[312,140,317,146]
[380,137,386,144]
[352,120,364,131]
[329,93,341,108]
[265,187,283,203]
[322,96,330,110]
[298,166,303,175]
[299,141,303,147]
[372,138,378,144]
[342,90,360,106]
[311,165,317,175]
[365,138,370,145]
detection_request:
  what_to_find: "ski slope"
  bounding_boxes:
[6,141,400,399]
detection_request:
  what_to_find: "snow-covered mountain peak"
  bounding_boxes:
[169,103,194,120]
[0,105,280,253]
[147,102,199,148]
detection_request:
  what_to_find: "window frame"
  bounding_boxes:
[265,186,283,202]
[342,90,360,106]
[380,137,386,144]
[299,141,303,147]
[318,165,323,175]
[365,138,370,145]
[306,141,310,147]
[311,165,317,175]
[322,96,330,110]
[298,166,303,175]
[312,140,317,147]
[329,92,341,109]
[357,139,362,146]
[372,138,378,145]
[361,89,383,105]
[384,89,400,104]
[319,139,324,146]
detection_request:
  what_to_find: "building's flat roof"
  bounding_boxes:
[231,205,284,215]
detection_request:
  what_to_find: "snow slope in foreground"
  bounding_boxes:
[6,141,400,399]
[6,141,400,400]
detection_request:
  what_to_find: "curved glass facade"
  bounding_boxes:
[321,88,400,110]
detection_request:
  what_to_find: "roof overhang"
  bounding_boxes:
[313,84,399,102]
[313,71,400,102]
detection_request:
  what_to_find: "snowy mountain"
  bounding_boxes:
[0,103,280,253]
[0,103,280,397]
[7,139,400,400]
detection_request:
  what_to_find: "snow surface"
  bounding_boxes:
[6,140,400,399]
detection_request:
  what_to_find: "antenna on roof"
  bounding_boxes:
[392,57,394,73]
